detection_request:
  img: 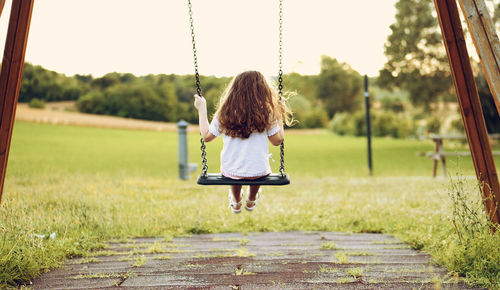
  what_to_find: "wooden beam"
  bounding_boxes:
[0,0,6,18]
[434,0,500,228]
[458,0,500,115]
[0,0,34,203]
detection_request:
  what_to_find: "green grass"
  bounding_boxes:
[347,267,364,279]
[7,122,495,179]
[1,121,499,288]
[320,242,337,250]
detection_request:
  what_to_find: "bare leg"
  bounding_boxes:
[248,185,260,201]
[231,185,243,210]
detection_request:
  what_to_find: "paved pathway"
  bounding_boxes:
[32,232,480,289]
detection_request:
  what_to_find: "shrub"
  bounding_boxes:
[450,117,465,134]
[381,96,405,113]
[28,98,45,109]
[426,115,442,134]
[372,111,397,137]
[301,107,329,128]
[352,112,367,136]
[373,111,415,138]
[397,116,415,138]
[76,83,178,122]
[329,112,356,136]
[330,110,415,138]
[76,93,102,113]
[288,94,312,129]
[330,111,367,136]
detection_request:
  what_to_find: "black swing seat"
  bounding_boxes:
[197,173,290,186]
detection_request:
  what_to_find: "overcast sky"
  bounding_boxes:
[0,0,399,77]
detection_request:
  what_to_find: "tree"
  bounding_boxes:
[77,80,179,122]
[317,56,362,118]
[19,63,90,102]
[494,1,500,25]
[91,73,122,90]
[285,72,319,103]
[477,76,500,133]
[379,0,453,107]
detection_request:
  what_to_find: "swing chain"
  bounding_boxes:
[279,142,285,175]
[200,137,208,176]
[278,0,284,98]
[278,0,285,176]
[188,0,208,176]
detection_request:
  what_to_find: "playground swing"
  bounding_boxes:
[188,0,290,186]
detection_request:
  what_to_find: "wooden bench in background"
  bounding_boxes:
[419,134,500,178]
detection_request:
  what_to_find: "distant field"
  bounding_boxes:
[2,122,499,288]
[15,102,182,132]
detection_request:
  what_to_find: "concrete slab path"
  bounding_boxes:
[31,231,482,289]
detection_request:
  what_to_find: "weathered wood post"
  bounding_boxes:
[0,0,35,204]
[434,0,500,228]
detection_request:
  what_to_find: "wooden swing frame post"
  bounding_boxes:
[457,0,500,115]
[434,0,500,228]
[0,0,7,17]
[0,0,34,203]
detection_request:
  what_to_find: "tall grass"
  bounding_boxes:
[1,122,499,287]
[438,176,500,287]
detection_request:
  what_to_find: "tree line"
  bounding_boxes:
[19,56,363,128]
[20,63,227,124]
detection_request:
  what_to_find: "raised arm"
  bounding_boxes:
[193,94,216,142]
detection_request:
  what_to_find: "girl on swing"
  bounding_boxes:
[193,70,293,213]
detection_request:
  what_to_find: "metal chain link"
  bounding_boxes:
[278,0,284,99]
[199,138,208,176]
[279,142,285,175]
[278,0,285,176]
[188,0,208,176]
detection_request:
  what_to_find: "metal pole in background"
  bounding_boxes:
[177,120,190,180]
[364,75,373,176]
[177,120,198,180]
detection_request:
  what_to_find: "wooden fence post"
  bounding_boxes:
[458,0,500,115]
[434,0,500,228]
[0,0,34,204]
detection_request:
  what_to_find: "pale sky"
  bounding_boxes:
[0,0,398,77]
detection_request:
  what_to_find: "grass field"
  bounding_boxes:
[1,122,499,288]
[6,121,490,178]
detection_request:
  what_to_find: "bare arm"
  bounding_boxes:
[268,126,284,146]
[193,94,216,142]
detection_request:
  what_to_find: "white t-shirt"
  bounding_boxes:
[209,116,281,178]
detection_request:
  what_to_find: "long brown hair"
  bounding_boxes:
[215,71,293,138]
